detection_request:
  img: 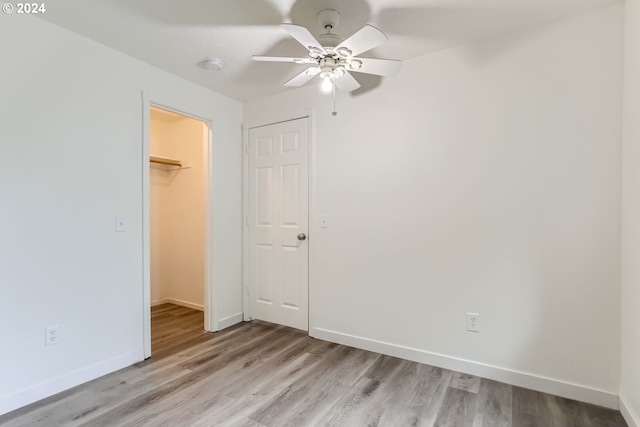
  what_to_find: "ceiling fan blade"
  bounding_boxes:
[334,71,361,92]
[335,25,388,57]
[252,55,316,64]
[281,24,327,55]
[351,58,402,77]
[284,68,319,87]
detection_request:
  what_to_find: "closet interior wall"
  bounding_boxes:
[150,111,207,310]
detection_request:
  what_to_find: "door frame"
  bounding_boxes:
[242,111,316,336]
[142,92,216,358]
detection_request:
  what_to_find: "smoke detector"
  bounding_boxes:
[203,58,224,71]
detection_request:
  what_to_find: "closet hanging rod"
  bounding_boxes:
[149,156,182,167]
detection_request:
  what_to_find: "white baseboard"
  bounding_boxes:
[218,312,244,330]
[621,395,640,427]
[151,298,204,311]
[313,327,619,410]
[0,349,141,416]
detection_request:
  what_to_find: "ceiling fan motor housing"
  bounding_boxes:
[318,33,343,50]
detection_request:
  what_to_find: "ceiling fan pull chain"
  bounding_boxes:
[332,83,338,116]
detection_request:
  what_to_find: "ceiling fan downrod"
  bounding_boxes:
[317,9,340,33]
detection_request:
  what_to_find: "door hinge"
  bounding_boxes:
[244,144,249,155]
[245,215,249,225]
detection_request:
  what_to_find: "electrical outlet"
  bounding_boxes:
[45,326,59,346]
[466,313,480,332]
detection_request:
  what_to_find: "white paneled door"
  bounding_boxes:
[248,118,309,331]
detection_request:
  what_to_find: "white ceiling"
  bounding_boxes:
[39,0,617,102]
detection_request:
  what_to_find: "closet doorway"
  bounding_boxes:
[147,105,211,356]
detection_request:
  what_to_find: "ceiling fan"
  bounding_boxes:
[252,9,402,93]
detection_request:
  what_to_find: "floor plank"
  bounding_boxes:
[0,304,628,427]
[433,387,479,427]
[449,372,481,394]
[474,379,512,427]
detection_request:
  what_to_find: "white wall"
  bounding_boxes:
[620,0,640,424]
[0,15,243,414]
[150,116,207,309]
[245,4,623,407]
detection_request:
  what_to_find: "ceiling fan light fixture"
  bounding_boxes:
[321,76,333,93]
[347,59,362,71]
[308,47,324,59]
[336,47,352,58]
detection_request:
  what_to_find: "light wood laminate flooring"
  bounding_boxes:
[0,304,627,427]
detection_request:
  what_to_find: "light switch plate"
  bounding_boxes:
[115,216,127,232]
[320,215,329,228]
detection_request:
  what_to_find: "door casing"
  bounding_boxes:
[142,92,216,358]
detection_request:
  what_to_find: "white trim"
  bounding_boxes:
[242,124,250,322]
[307,109,316,338]
[313,327,620,410]
[141,93,151,359]
[142,93,217,352]
[0,350,140,416]
[218,312,244,330]
[204,120,217,332]
[151,298,204,312]
[621,395,640,427]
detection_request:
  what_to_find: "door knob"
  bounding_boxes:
[297,233,307,241]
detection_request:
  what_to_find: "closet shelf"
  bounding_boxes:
[150,155,190,170]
